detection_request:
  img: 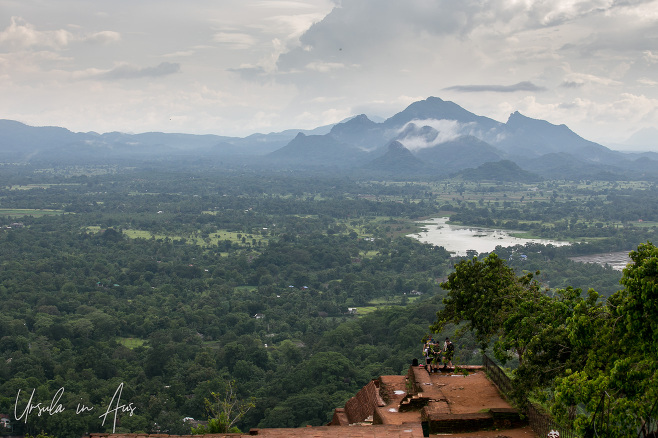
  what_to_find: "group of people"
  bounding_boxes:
[423,336,454,372]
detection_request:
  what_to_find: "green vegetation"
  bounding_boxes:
[0,208,65,217]
[0,163,655,436]
[434,244,658,437]
[117,337,146,349]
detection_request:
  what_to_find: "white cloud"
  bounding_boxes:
[100,62,181,80]
[84,30,121,45]
[0,17,121,50]
[643,50,658,64]
[0,16,72,49]
[213,31,258,48]
[305,61,346,72]
[563,72,623,86]
[397,119,472,151]
[638,77,658,86]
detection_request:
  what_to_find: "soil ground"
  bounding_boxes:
[375,367,538,437]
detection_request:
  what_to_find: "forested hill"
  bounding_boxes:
[0,166,656,436]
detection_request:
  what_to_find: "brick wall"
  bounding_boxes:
[341,379,385,424]
[90,433,243,438]
[330,408,349,426]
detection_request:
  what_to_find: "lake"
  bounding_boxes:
[409,217,570,257]
[568,251,631,271]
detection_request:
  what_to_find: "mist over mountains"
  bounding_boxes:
[1,96,657,180]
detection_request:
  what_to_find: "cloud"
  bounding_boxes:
[396,119,472,151]
[98,62,181,80]
[0,16,72,49]
[643,50,658,64]
[84,31,121,45]
[305,61,346,72]
[213,31,258,48]
[637,77,658,86]
[443,81,547,93]
[161,50,196,58]
[560,81,585,88]
[0,17,121,53]
[563,72,622,86]
[2,0,658,142]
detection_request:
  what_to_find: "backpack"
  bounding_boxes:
[447,342,454,352]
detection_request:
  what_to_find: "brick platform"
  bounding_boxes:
[250,424,424,437]
[90,364,536,438]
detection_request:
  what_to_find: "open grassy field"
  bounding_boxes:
[117,337,146,349]
[0,208,65,217]
[6,183,81,190]
[120,228,271,248]
[353,295,422,315]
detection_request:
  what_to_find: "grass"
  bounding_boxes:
[6,183,81,190]
[0,208,65,217]
[116,228,270,248]
[123,229,159,239]
[353,295,422,315]
[117,337,146,349]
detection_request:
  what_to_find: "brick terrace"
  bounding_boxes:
[90,365,537,438]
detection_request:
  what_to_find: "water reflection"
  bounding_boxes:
[409,217,570,257]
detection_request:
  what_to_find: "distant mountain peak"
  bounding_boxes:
[506,111,567,129]
[384,96,500,131]
[387,140,409,152]
[364,140,423,173]
[330,114,375,133]
[352,114,372,122]
[506,111,531,124]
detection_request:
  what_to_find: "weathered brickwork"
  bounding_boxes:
[329,407,349,426]
[89,365,532,438]
[90,434,242,438]
[342,379,386,424]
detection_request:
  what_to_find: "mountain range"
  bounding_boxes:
[1,96,657,180]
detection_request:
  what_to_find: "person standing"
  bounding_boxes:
[432,342,441,372]
[423,341,432,369]
[443,337,454,368]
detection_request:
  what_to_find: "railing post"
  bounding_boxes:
[482,353,578,438]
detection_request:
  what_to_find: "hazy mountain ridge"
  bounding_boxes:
[1,97,656,179]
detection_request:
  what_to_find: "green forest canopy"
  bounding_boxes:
[0,166,656,436]
[434,243,658,437]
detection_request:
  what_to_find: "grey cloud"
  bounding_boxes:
[561,81,585,88]
[443,81,547,93]
[558,102,578,109]
[274,0,644,77]
[564,21,658,58]
[100,62,181,80]
[276,0,480,73]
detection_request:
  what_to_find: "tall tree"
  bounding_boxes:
[551,242,658,436]
[432,253,539,358]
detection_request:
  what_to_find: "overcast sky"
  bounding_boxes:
[1,0,657,149]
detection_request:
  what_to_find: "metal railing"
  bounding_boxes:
[637,397,658,438]
[482,354,578,438]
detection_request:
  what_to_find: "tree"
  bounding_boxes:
[432,254,603,401]
[191,380,255,434]
[550,242,658,436]
[505,287,605,398]
[432,253,539,354]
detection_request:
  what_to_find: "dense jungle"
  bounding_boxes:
[0,163,656,437]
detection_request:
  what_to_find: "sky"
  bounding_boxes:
[1,0,658,150]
